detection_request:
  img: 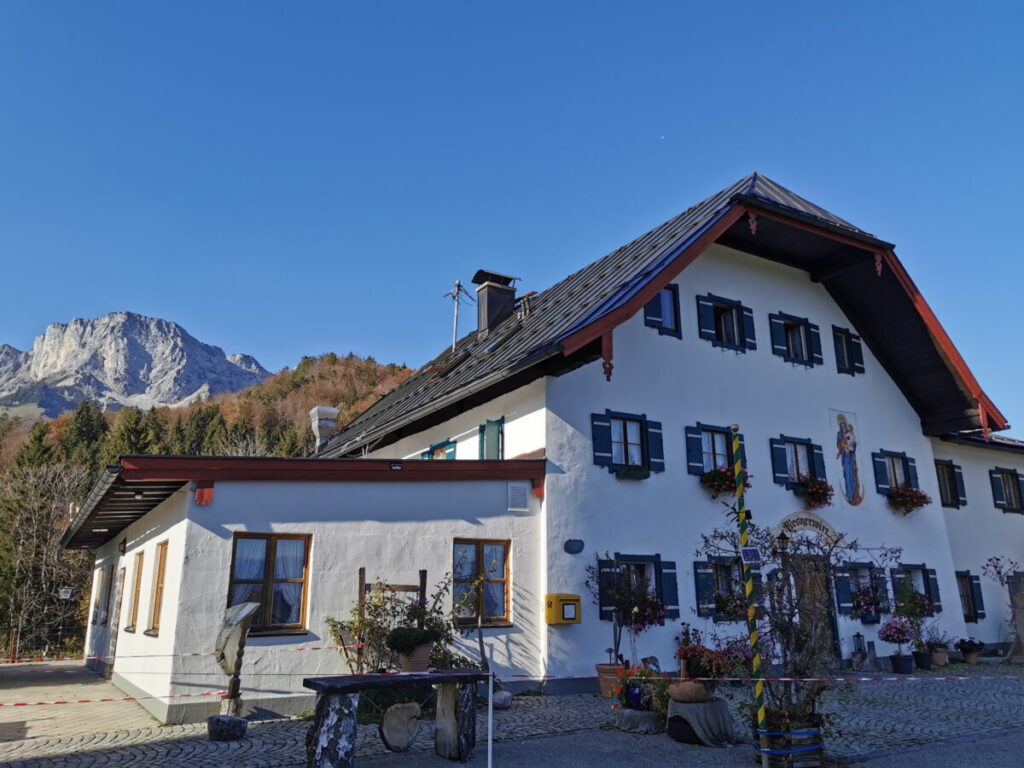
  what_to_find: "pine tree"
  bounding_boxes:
[13,422,54,468]
[141,408,167,453]
[59,401,108,469]
[101,407,152,464]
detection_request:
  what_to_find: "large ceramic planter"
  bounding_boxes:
[912,650,932,671]
[890,654,913,674]
[398,642,433,672]
[963,650,980,665]
[760,723,823,768]
[595,664,619,698]
[667,660,712,703]
[931,649,949,666]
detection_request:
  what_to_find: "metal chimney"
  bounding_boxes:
[472,269,518,336]
[309,406,340,453]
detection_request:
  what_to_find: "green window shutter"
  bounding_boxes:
[659,560,680,619]
[769,438,789,485]
[954,465,967,507]
[693,561,717,618]
[644,294,664,328]
[872,452,890,494]
[685,426,704,476]
[480,419,503,460]
[742,306,757,350]
[597,559,620,621]
[970,574,985,620]
[925,568,942,613]
[808,323,823,365]
[421,450,432,460]
[591,413,613,467]
[646,420,665,473]
[906,457,920,490]
[811,443,826,480]
[834,568,854,616]
[696,296,716,341]
[990,469,1007,509]
[769,314,787,358]
[444,442,456,460]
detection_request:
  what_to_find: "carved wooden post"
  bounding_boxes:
[434,681,477,761]
[306,692,360,768]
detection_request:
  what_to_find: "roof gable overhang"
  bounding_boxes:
[558,199,1007,437]
[61,455,547,550]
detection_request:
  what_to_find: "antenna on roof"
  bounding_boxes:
[443,280,475,352]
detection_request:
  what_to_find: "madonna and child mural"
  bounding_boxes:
[830,409,863,506]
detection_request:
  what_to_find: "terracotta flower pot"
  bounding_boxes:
[398,642,433,672]
[667,660,712,703]
[595,664,619,698]
[963,650,980,665]
[931,649,949,666]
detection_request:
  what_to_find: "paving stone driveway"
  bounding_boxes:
[1,662,1022,766]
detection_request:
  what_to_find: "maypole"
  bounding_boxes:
[731,424,768,767]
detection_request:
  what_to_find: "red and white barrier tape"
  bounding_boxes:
[0,690,227,708]
[2,643,362,665]
[504,673,1024,683]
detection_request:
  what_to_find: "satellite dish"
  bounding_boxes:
[215,602,260,676]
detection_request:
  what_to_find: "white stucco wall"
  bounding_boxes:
[157,477,543,720]
[365,379,546,461]
[932,439,1024,645]
[543,243,968,676]
[84,490,190,719]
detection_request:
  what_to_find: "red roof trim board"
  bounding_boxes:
[559,201,1007,433]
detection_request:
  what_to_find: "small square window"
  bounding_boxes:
[644,285,681,338]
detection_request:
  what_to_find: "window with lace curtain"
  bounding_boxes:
[227,533,311,633]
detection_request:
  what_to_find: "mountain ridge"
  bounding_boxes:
[0,311,270,417]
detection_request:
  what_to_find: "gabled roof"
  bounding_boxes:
[324,173,1007,456]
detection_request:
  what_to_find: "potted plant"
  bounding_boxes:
[614,665,666,712]
[922,627,953,667]
[699,465,750,500]
[851,583,880,624]
[791,474,834,510]
[887,486,932,515]
[878,617,917,673]
[955,637,985,664]
[386,627,442,672]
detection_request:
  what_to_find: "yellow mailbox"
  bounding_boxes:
[545,593,582,625]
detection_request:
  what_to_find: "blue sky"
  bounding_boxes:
[1,2,1021,433]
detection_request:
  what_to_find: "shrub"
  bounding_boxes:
[386,627,442,655]
[954,638,984,654]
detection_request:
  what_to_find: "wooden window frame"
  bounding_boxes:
[885,454,909,489]
[701,427,731,473]
[453,538,511,628]
[125,551,144,632]
[999,470,1023,511]
[145,541,169,637]
[955,571,977,623]
[935,461,958,508]
[227,533,312,635]
[610,415,644,469]
[99,565,114,626]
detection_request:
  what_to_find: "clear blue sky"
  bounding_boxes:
[1,2,1021,433]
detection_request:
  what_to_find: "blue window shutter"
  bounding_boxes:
[808,323,823,365]
[890,568,908,611]
[872,452,890,494]
[742,306,756,350]
[990,469,1007,509]
[811,443,826,480]
[954,465,967,507]
[660,560,680,619]
[644,294,663,328]
[696,296,716,340]
[685,426,704,476]
[850,334,866,374]
[646,420,665,473]
[906,457,919,490]
[591,413,613,467]
[970,574,986,620]
[834,568,854,615]
[694,561,717,618]
[597,559,620,621]
[769,438,789,485]
[925,568,942,613]
[444,442,456,460]
[871,568,890,617]
[769,314,787,358]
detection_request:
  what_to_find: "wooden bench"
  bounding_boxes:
[303,670,489,767]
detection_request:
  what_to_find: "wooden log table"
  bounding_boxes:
[303,671,489,767]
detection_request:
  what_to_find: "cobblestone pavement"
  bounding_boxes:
[0,662,158,743]
[0,663,1021,766]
